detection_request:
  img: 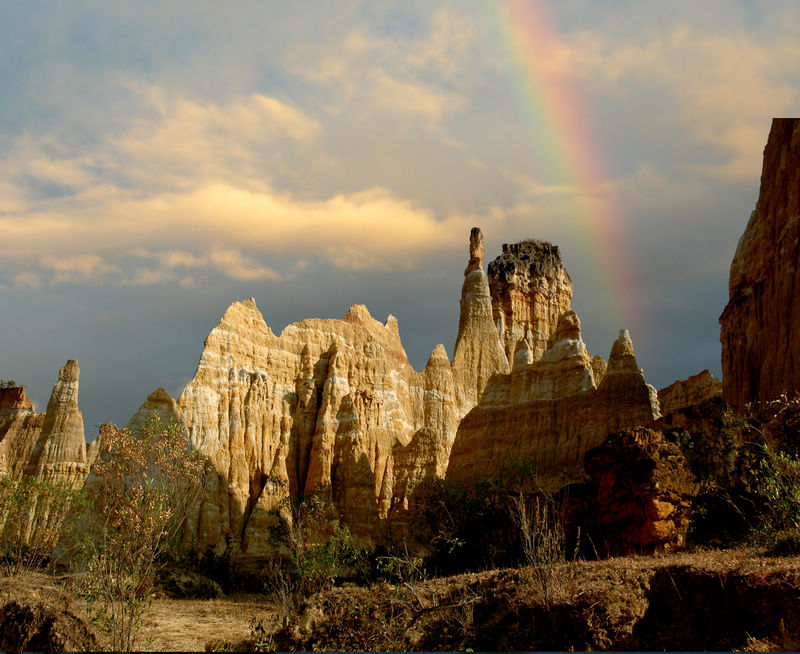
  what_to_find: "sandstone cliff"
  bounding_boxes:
[488,239,573,363]
[176,299,465,553]
[721,118,800,410]
[445,315,660,490]
[162,227,664,555]
[658,370,722,416]
[0,361,88,486]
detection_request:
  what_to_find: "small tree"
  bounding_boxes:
[0,475,78,576]
[75,415,206,651]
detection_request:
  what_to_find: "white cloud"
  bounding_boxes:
[287,8,477,127]
[41,254,119,284]
[564,25,800,180]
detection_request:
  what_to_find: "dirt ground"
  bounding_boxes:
[140,593,277,652]
[5,549,800,651]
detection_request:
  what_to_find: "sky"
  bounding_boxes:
[1,1,799,438]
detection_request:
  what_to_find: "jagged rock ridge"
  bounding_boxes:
[658,370,722,416]
[445,314,660,490]
[721,118,800,410]
[160,227,665,555]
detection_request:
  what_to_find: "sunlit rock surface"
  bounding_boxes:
[488,239,573,363]
[721,118,800,410]
[446,317,660,490]
[0,361,88,487]
[658,370,722,416]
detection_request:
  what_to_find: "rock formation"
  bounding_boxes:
[451,227,510,409]
[0,361,88,486]
[584,427,699,555]
[488,239,573,363]
[721,118,800,410]
[175,298,467,553]
[127,387,185,436]
[658,370,722,416]
[0,386,34,415]
[125,226,665,556]
[445,315,660,490]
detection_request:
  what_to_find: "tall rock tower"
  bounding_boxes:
[451,228,510,411]
[488,240,573,363]
[720,119,800,410]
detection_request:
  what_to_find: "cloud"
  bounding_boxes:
[564,25,800,180]
[12,272,42,290]
[111,87,321,188]
[207,249,281,281]
[41,254,119,284]
[287,8,477,127]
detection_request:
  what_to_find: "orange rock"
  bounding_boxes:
[658,370,722,416]
[721,119,800,410]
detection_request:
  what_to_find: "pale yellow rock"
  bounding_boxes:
[446,316,660,490]
[177,299,465,553]
[488,240,573,363]
[0,360,90,487]
[127,387,185,436]
[168,229,661,556]
[452,227,510,411]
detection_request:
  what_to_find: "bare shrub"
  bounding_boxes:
[73,415,206,651]
[512,492,566,606]
[0,476,78,576]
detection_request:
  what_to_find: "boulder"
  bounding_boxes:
[584,427,699,555]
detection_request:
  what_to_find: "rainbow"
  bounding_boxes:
[485,0,642,338]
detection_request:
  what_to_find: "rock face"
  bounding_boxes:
[584,427,699,555]
[721,119,800,410]
[176,299,466,553]
[488,240,573,363]
[167,227,664,555]
[127,387,185,436]
[0,361,88,486]
[0,387,34,415]
[452,227,510,409]
[445,316,660,490]
[658,370,722,416]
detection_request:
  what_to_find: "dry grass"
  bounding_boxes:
[139,593,276,652]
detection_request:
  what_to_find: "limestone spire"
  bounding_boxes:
[452,227,509,412]
[27,359,87,485]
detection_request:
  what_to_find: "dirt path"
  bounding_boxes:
[140,594,277,652]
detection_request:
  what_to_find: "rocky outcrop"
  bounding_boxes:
[445,314,660,490]
[127,387,185,436]
[658,370,722,416]
[0,387,34,415]
[488,240,573,363]
[170,227,665,555]
[584,427,699,555]
[0,361,88,486]
[452,227,510,409]
[721,118,800,410]
[175,228,522,554]
[177,299,466,553]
